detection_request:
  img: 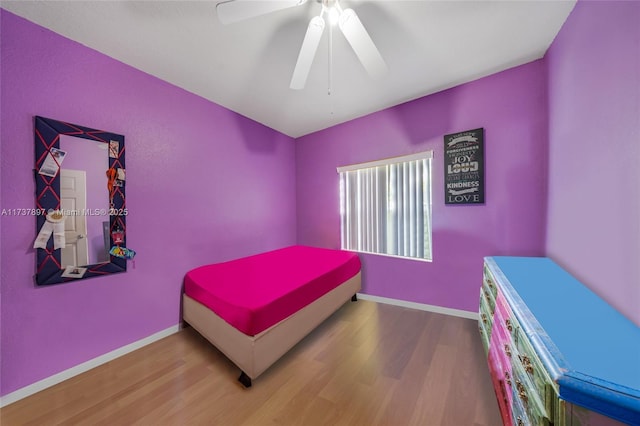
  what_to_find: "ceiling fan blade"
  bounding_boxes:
[216,0,306,25]
[338,8,388,79]
[290,16,325,90]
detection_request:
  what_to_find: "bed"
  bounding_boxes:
[182,245,361,387]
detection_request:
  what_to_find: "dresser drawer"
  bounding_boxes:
[554,396,567,426]
[495,290,517,342]
[483,264,498,299]
[511,354,550,426]
[511,381,549,426]
[478,315,490,356]
[496,288,554,423]
[511,391,528,426]
[488,301,520,423]
[481,281,496,317]
[487,349,515,426]
[514,326,556,418]
[492,307,515,364]
[479,288,494,332]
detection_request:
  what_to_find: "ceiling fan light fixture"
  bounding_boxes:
[327,7,340,26]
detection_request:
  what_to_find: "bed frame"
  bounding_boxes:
[182,272,361,387]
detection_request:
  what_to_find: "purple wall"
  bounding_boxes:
[0,10,296,396]
[296,61,549,312]
[546,1,640,326]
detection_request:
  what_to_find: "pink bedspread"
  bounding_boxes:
[184,246,361,336]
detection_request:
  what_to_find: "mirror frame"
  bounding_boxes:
[34,116,127,285]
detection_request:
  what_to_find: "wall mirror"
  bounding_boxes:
[34,116,127,285]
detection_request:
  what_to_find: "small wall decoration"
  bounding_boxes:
[33,209,66,249]
[109,246,136,260]
[444,128,485,204]
[109,140,120,158]
[38,147,67,177]
[61,266,87,279]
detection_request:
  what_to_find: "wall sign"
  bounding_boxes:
[444,128,484,204]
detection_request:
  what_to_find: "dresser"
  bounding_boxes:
[479,257,640,426]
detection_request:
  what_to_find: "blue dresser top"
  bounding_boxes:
[486,256,640,424]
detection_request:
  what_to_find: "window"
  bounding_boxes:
[338,151,433,261]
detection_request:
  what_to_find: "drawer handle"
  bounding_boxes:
[515,380,529,405]
[505,319,513,332]
[505,371,512,386]
[519,390,529,405]
[517,417,525,426]
[481,313,488,324]
[504,344,512,358]
[519,355,534,374]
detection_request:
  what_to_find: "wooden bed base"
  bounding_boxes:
[182,272,361,387]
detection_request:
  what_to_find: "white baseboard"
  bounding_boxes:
[0,324,181,408]
[357,293,479,320]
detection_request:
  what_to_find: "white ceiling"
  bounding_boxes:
[1,0,576,138]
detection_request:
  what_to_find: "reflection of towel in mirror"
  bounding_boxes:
[33,219,66,249]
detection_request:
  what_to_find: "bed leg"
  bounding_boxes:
[238,371,252,388]
[351,294,358,302]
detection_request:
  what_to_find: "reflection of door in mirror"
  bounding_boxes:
[60,135,110,267]
[61,169,89,266]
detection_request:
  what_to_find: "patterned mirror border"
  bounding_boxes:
[34,116,126,285]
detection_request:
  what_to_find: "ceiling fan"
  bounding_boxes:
[216,0,388,90]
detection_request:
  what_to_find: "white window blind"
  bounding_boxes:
[338,151,433,261]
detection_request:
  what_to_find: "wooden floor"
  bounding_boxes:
[1,300,502,426]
